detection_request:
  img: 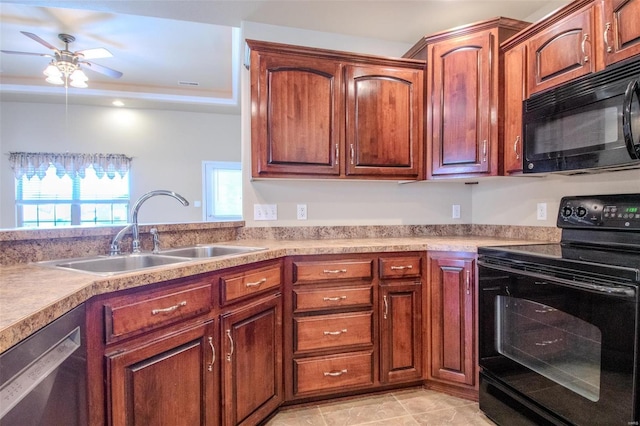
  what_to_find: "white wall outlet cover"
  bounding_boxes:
[297,204,307,220]
[452,204,461,219]
[537,203,547,220]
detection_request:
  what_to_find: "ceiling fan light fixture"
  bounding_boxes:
[71,68,88,82]
[43,62,62,78]
[45,75,64,85]
[70,78,88,88]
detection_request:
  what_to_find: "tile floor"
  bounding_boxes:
[265,388,496,425]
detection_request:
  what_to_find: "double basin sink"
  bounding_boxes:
[41,245,266,276]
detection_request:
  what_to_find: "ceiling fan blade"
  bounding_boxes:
[81,61,123,79]
[76,47,113,60]
[1,49,54,58]
[20,31,57,51]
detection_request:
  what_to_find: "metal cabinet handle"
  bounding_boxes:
[151,300,186,315]
[324,369,347,377]
[323,269,347,274]
[482,140,487,162]
[335,143,339,165]
[246,278,267,288]
[207,337,215,372]
[604,22,612,53]
[350,144,355,165]
[323,329,347,336]
[465,271,471,295]
[323,296,347,302]
[225,329,234,362]
[581,33,589,62]
[390,265,413,270]
[514,136,520,160]
[383,295,389,320]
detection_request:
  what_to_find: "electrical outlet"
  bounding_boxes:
[452,204,461,219]
[254,204,277,221]
[537,203,547,220]
[297,204,307,220]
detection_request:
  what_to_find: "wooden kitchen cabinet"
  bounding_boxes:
[247,39,424,180]
[107,321,217,426]
[526,4,596,95]
[427,251,477,399]
[501,42,527,174]
[602,0,640,66]
[521,0,640,97]
[378,254,424,385]
[407,18,529,178]
[221,293,283,426]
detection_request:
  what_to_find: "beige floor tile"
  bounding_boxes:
[265,405,326,426]
[393,389,475,415]
[320,393,410,426]
[412,404,495,426]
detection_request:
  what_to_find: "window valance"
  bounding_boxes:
[9,152,132,180]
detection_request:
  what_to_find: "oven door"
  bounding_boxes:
[478,260,638,425]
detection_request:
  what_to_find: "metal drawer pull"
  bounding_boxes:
[246,278,267,288]
[383,295,389,319]
[323,296,347,302]
[604,22,612,53]
[390,265,413,270]
[581,33,589,62]
[324,369,347,377]
[323,269,347,274]
[207,337,215,372]
[350,144,355,165]
[323,329,347,336]
[226,329,234,362]
[465,271,471,295]
[151,300,187,315]
[482,140,487,162]
[514,136,520,160]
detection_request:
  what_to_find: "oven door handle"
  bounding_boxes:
[623,78,640,159]
[478,259,637,299]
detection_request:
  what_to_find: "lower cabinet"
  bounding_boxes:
[220,293,283,426]
[426,251,477,399]
[106,321,218,426]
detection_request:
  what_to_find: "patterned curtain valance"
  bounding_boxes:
[9,152,132,180]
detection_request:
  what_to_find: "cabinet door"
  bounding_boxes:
[527,6,595,95]
[502,43,526,175]
[429,31,493,176]
[107,321,217,426]
[221,293,283,426]
[428,253,476,387]
[251,51,342,177]
[603,0,640,66]
[345,64,423,179]
[380,281,422,384]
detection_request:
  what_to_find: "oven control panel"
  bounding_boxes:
[558,194,640,229]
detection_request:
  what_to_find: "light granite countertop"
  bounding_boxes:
[0,236,543,353]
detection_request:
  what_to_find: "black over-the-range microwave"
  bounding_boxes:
[523,57,640,174]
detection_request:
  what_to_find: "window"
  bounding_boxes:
[16,165,129,228]
[203,161,242,221]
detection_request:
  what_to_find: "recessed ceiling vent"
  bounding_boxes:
[178,81,199,86]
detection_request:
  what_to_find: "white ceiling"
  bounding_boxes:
[0,0,571,113]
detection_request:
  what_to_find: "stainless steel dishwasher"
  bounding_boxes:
[0,304,87,425]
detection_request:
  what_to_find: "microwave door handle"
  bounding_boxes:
[622,78,640,159]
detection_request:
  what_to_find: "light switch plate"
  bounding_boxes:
[254,204,277,221]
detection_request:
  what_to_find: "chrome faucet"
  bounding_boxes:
[109,223,134,256]
[130,190,189,253]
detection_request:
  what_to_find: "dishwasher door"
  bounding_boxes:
[0,304,87,426]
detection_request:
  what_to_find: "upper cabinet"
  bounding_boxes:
[247,40,424,180]
[405,18,529,179]
[520,0,640,97]
[602,0,640,66]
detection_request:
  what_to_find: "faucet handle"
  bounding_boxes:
[150,228,160,254]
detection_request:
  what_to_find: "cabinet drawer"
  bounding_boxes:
[220,263,281,305]
[379,256,422,279]
[294,351,374,395]
[293,285,373,313]
[105,282,212,342]
[294,311,373,352]
[292,259,373,284]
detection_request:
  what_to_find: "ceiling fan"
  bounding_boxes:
[1,31,123,88]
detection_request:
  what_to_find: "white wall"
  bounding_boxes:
[0,102,240,228]
[471,170,640,226]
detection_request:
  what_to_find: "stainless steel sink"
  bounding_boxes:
[159,245,266,259]
[41,253,192,275]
